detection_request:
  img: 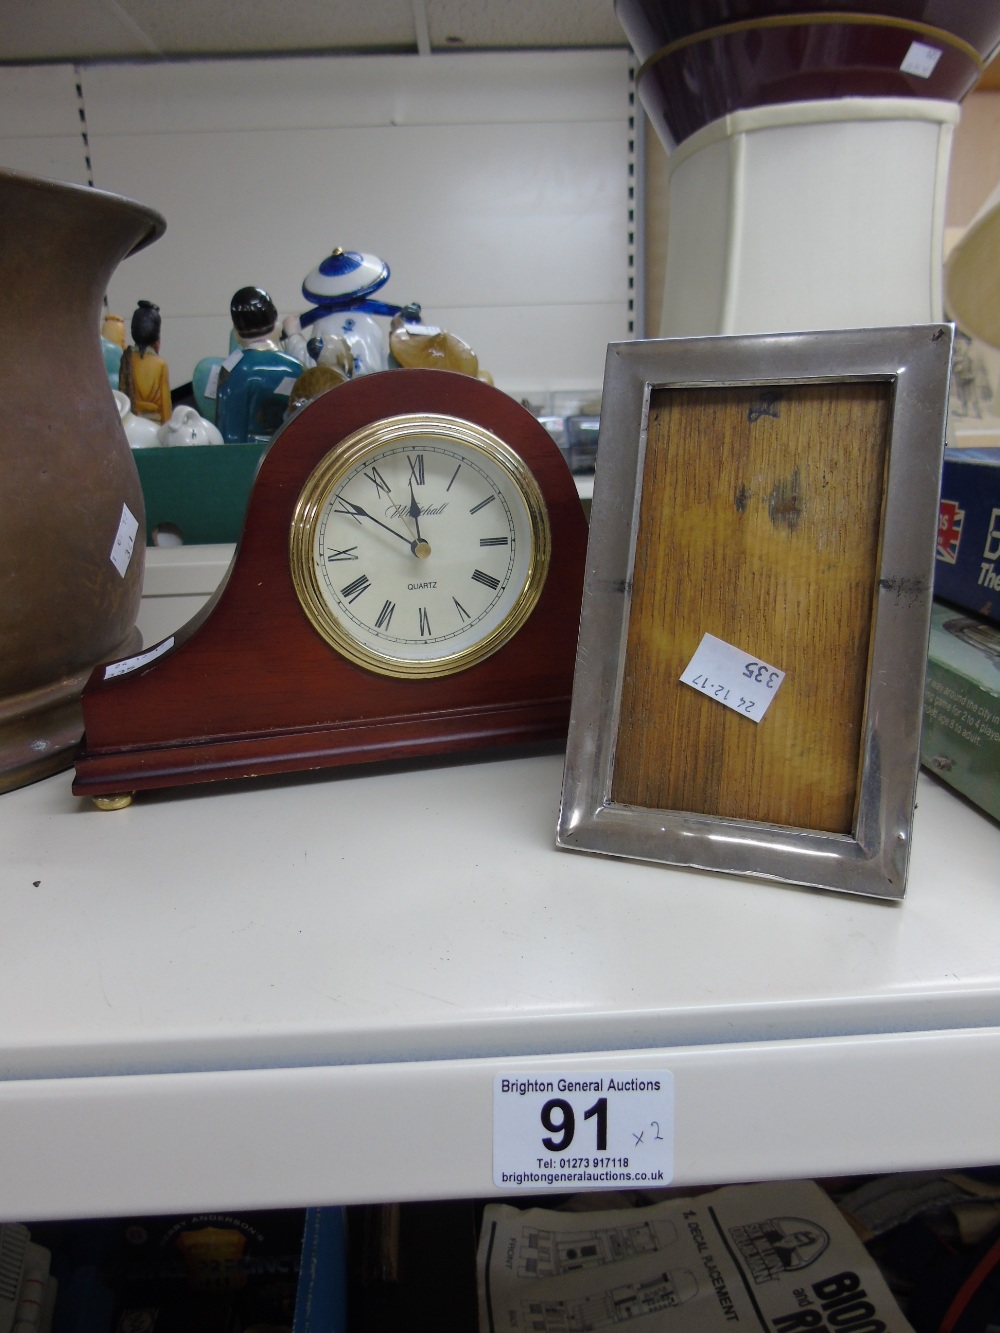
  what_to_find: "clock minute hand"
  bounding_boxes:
[335,496,414,548]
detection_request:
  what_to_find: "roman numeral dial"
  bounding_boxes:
[289,413,551,679]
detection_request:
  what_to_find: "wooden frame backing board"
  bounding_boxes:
[557,326,954,899]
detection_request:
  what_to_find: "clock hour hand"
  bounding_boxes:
[408,482,432,560]
[407,480,423,542]
[334,496,414,548]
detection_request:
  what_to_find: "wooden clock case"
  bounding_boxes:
[73,370,589,801]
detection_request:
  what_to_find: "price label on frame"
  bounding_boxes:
[679,633,786,722]
[493,1072,673,1191]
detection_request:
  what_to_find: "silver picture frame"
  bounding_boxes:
[556,326,954,899]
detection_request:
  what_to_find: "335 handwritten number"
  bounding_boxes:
[743,661,780,689]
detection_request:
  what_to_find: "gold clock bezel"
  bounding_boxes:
[289,411,552,679]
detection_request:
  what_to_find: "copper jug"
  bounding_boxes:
[0,168,165,791]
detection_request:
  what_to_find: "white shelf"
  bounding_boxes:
[1,740,998,1221]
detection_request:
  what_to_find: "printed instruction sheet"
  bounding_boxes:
[478,1179,913,1332]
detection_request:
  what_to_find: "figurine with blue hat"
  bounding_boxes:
[283,245,402,377]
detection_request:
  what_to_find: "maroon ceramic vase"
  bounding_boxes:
[616,0,1000,64]
[616,1,1000,149]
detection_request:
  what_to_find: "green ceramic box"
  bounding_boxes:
[132,443,268,545]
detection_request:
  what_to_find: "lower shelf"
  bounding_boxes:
[2,1025,1000,1222]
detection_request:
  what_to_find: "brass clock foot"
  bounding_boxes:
[92,792,134,811]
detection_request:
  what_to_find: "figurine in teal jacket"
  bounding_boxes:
[215,287,302,444]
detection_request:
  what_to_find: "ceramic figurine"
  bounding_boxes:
[102,334,122,389]
[285,364,350,417]
[118,300,171,423]
[215,287,303,444]
[283,246,405,378]
[307,330,354,380]
[157,404,224,447]
[191,354,223,421]
[388,303,486,379]
[285,307,388,378]
[102,312,126,349]
[101,312,125,390]
[113,388,159,448]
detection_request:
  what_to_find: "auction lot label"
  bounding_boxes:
[493,1071,674,1191]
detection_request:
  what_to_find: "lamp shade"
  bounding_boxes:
[946,182,1000,349]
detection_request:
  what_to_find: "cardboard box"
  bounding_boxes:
[922,602,1000,821]
[935,446,1000,625]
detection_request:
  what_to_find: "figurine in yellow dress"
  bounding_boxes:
[118,300,171,423]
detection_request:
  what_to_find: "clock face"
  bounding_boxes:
[289,412,552,678]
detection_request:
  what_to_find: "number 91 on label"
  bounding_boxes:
[492,1072,674,1191]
